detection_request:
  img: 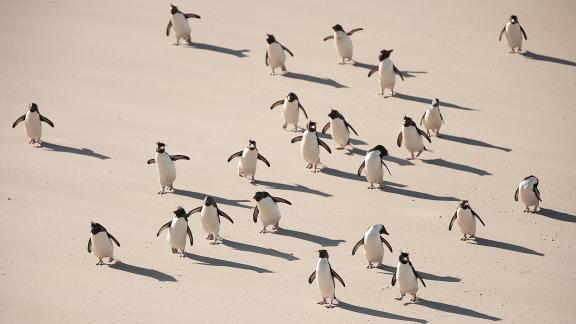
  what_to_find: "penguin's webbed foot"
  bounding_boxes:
[325,304,335,309]
[461,236,467,241]
[317,299,327,305]
[336,146,344,150]
[410,295,419,302]
[367,185,375,189]
[367,263,373,269]
[395,296,404,301]
[206,234,213,240]
[376,263,386,270]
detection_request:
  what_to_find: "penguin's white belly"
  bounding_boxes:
[457,209,476,235]
[403,128,424,153]
[519,186,539,207]
[424,110,442,131]
[168,218,187,250]
[379,61,396,89]
[24,112,42,141]
[397,263,418,295]
[316,261,335,299]
[331,119,349,147]
[365,152,383,184]
[239,149,257,177]
[283,101,299,125]
[505,23,522,49]
[92,232,113,259]
[364,235,384,263]
[268,43,286,69]
[258,199,281,226]
[200,206,220,236]
[335,34,353,59]
[302,132,320,164]
[156,154,176,186]
[172,14,191,38]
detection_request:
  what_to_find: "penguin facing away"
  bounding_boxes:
[291,121,332,173]
[12,103,54,147]
[514,175,542,213]
[449,200,486,241]
[397,116,431,160]
[147,142,190,194]
[499,15,527,53]
[156,206,194,257]
[265,34,294,75]
[357,145,391,189]
[368,49,404,96]
[321,109,359,150]
[420,98,444,137]
[391,252,426,302]
[308,250,345,308]
[323,24,363,64]
[269,92,308,131]
[252,191,291,233]
[352,224,393,269]
[227,140,271,183]
[187,196,233,244]
[166,4,201,46]
[87,222,120,265]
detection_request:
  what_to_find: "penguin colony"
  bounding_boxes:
[10,7,540,310]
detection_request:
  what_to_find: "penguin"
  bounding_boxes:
[147,142,190,194]
[392,252,426,302]
[499,15,527,53]
[322,24,363,64]
[188,196,234,244]
[368,49,404,96]
[12,103,54,147]
[265,34,294,75]
[156,206,194,257]
[357,145,392,189]
[351,224,393,269]
[449,200,486,241]
[514,175,542,213]
[227,140,271,183]
[420,98,444,137]
[321,109,358,150]
[252,191,291,233]
[397,116,431,160]
[87,222,120,265]
[308,250,345,308]
[291,121,331,173]
[165,4,201,46]
[269,92,308,131]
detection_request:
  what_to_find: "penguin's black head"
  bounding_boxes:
[328,109,342,120]
[90,221,106,235]
[266,34,276,44]
[253,191,270,202]
[379,49,393,61]
[459,200,470,209]
[524,175,538,184]
[156,142,166,153]
[432,98,440,106]
[318,249,329,258]
[204,196,216,206]
[170,4,179,15]
[248,140,257,150]
[307,121,317,132]
[510,15,518,24]
[173,206,187,218]
[371,145,389,157]
[403,116,415,127]
[29,103,38,112]
[399,252,410,264]
[332,24,344,32]
[378,224,390,235]
[287,92,298,102]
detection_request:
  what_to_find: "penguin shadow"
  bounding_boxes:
[384,155,415,166]
[108,261,176,282]
[439,134,512,152]
[338,301,428,323]
[171,189,251,209]
[406,299,502,321]
[317,132,368,146]
[184,252,273,273]
[351,62,428,78]
[393,93,478,111]
[421,158,492,176]
[537,208,576,223]
[275,228,345,247]
[468,237,544,256]
[282,72,347,88]
[378,264,461,283]
[252,180,332,197]
[222,239,298,261]
[521,51,576,67]
[185,42,250,58]
[42,142,110,160]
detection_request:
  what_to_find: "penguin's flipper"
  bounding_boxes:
[318,139,332,154]
[448,212,457,231]
[367,66,378,77]
[409,261,426,287]
[420,112,425,125]
[381,161,392,176]
[147,159,156,164]
[381,237,393,252]
[347,28,364,36]
[344,121,359,136]
[166,20,172,36]
[187,206,203,216]
[351,238,364,255]
[391,272,397,286]
[499,26,505,41]
[252,206,259,223]
[280,44,294,57]
[290,136,303,143]
[396,132,403,147]
[520,25,527,40]
[156,221,172,237]
[393,65,405,81]
[170,155,190,161]
[187,225,194,247]
[417,128,432,143]
[470,209,486,226]
[217,209,234,224]
[298,103,308,119]
[87,238,92,253]
[227,151,243,162]
[269,99,284,110]
[184,13,201,19]
[331,269,345,287]
[514,188,519,201]
[321,122,331,134]
[272,197,292,205]
[257,153,271,167]
[357,161,365,176]
[265,51,269,66]
[323,35,334,41]
[107,233,121,247]
[40,115,55,127]
[308,271,316,284]
[534,187,542,202]
[12,115,26,128]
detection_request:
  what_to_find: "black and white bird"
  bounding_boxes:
[147,142,190,194]
[12,103,54,147]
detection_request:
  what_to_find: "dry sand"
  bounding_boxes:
[1,0,576,323]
